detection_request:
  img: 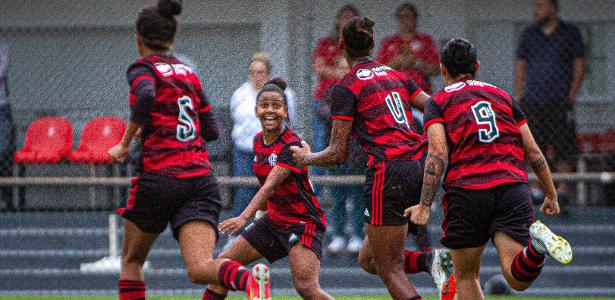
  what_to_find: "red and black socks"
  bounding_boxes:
[511,241,546,282]
[218,260,252,291]
[118,280,146,300]
[404,250,431,274]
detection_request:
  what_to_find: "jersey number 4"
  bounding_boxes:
[471,101,499,143]
[385,92,410,129]
[177,96,197,142]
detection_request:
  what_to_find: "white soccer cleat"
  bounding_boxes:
[247,263,271,300]
[326,235,346,255]
[430,249,455,300]
[346,236,363,254]
[529,220,573,265]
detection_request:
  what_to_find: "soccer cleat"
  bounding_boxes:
[346,236,363,254]
[430,249,456,300]
[529,220,573,264]
[246,263,271,300]
[326,235,346,255]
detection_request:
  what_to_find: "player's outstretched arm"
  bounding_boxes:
[520,124,559,216]
[219,166,292,236]
[406,123,448,226]
[108,121,140,163]
[291,119,352,167]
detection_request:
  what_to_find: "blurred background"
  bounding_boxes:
[0,0,613,297]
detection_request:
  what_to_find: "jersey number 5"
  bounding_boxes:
[385,92,410,129]
[471,101,499,143]
[177,96,197,142]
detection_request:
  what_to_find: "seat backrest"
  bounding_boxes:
[22,117,73,155]
[77,116,126,153]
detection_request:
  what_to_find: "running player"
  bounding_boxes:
[407,38,572,300]
[108,1,269,299]
[203,78,333,300]
[291,16,453,300]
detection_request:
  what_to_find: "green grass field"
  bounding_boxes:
[1,296,614,300]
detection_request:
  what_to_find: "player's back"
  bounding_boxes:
[128,55,211,178]
[330,60,423,164]
[428,78,528,189]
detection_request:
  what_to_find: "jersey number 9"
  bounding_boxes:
[471,101,499,143]
[177,96,197,142]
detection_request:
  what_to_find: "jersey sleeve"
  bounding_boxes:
[126,63,156,125]
[329,85,357,121]
[423,35,440,66]
[405,77,422,100]
[198,90,219,142]
[516,28,531,60]
[511,98,528,126]
[568,25,586,59]
[276,141,302,174]
[423,97,444,130]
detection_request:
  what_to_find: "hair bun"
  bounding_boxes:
[158,0,182,17]
[357,17,375,33]
[265,77,287,91]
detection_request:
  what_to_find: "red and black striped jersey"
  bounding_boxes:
[423,77,528,190]
[253,128,326,230]
[127,55,214,178]
[329,59,424,165]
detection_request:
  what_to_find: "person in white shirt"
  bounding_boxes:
[228,53,296,243]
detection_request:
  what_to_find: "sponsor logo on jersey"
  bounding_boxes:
[154,62,193,77]
[268,153,277,166]
[445,82,466,93]
[356,68,375,80]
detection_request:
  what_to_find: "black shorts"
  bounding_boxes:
[363,160,423,230]
[440,182,534,249]
[116,172,222,240]
[241,216,324,263]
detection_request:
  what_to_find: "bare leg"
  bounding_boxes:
[492,231,534,291]
[206,235,265,296]
[365,223,420,300]
[288,244,334,300]
[357,234,377,274]
[450,245,485,300]
[176,220,227,284]
[120,220,160,281]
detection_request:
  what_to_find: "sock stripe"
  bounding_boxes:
[203,288,226,300]
[511,251,543,282]
[118,280,145,300]
[239,270,251,290]
[527,242,545,262]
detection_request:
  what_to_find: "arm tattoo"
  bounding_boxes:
[530,156,547,172]
[420,154,447,206]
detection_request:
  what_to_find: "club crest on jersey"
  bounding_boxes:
[268,153,277,166]
[356,68,375,80]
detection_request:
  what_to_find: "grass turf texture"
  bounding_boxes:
[1,296,614,300]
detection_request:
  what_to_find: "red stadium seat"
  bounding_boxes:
[14,117,73,164]
[69,117,126,164]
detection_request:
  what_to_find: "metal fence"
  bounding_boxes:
[0,1,614,213]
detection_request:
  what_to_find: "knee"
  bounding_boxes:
[357,251,377,274]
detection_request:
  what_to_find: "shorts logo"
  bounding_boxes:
[364,208,370,217]
[268,154,277,166]
[356,68,374,80]
[289,233,299,244]
[245,222,255,231]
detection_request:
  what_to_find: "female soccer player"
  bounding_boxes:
[291,16,453,300]
[108,1,269,299]
[407,38,572,300]
[204,78,333,300]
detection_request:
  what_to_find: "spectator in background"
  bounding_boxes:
[0,40,14,211]
[515,0,586,204]
[229,52,296,247]
[378,2,439,95]
[312,4,359,184]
